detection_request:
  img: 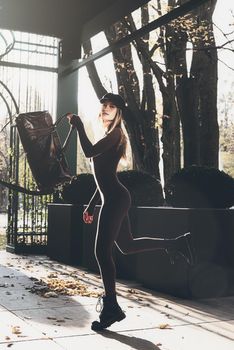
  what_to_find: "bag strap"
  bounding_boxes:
[0,179,54,196]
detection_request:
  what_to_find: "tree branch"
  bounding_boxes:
[186,39,234,52]
[218,58,234,72]
[82,40,107,99]
[214,22,234,50]
[123,15,168,97]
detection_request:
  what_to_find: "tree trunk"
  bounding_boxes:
[161,92,180,184]
[161,0,189,183]
[139,4,161,179]
[176,77,200,166]
[104,14,161,178]
[190,0,219,168]
[82,40,107,99]
[163,0,218,171]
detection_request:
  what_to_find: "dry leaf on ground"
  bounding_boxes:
[158,323,173,329]
[11,326,22,335]
[28,276,100,298]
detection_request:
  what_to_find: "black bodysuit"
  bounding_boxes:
[76,123,132,294]
[77,124,130,210]
[76,122,169,295]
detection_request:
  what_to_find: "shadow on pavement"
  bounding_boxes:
[0,261,92,328]
[98,329,161,350]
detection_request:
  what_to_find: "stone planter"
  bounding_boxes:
[47,204,84,265]
[130,207,234,298]
[47,204,234,298]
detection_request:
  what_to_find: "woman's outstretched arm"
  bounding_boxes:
[67,114,121,158]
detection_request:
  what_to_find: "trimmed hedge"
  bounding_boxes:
[60,170,164,207]
[165,165,234,208]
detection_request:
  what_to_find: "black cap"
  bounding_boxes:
[100,93,126,110]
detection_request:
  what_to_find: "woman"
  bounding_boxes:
[67,93,194,331]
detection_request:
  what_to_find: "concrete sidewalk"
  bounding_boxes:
[0,250,233,350]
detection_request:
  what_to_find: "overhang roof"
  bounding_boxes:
[0,0,210,63]
[0,0,149,41]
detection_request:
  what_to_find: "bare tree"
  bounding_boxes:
[81,0,230,186]
[83,4,162,180]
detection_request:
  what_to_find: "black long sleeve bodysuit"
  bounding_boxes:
[76,123,169,295]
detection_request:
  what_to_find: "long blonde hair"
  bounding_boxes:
[106,108,127,158]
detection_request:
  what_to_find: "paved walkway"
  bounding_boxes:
[0,250,233,350]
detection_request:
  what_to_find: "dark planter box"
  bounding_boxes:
[131,207,234,298]
[47,204,234,298]
[47,204,84,265]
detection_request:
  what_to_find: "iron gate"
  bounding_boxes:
[0,29,58,253]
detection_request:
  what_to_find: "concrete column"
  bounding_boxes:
[56,61,78,175]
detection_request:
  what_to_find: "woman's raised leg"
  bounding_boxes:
[115,215,195,265]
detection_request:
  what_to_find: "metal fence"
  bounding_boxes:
[0,29,58,253]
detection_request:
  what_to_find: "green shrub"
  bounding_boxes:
[60,170,164,207]
[164,165,234,208]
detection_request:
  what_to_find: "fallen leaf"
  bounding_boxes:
[47,273,58,278]
[27,276,101,298]
[11,326,22,335]
[158,323,172,329]
[44,291,58,298]
[128,289,137,294]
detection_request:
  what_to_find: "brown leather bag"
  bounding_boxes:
[16,111,72,192]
